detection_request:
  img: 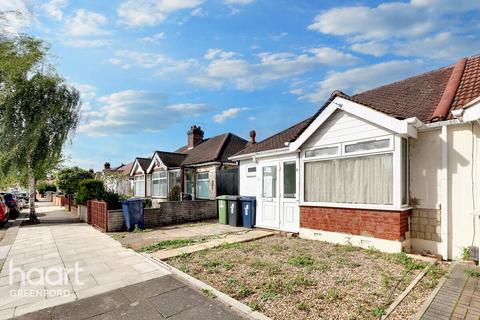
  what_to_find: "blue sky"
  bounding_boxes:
[2,0,480,170]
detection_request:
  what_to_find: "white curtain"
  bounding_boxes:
[304,153,392,205]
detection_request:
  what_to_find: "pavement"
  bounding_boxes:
[0,203,245,320]
[417,263,480,320]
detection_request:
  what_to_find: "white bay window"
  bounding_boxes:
[134,175,145,197]
[152,171,168,198]
[302,135,408,208]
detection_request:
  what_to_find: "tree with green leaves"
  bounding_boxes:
[55,167,92,195]
[0,36,81,221]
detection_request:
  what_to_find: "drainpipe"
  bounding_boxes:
[440,124,449,260]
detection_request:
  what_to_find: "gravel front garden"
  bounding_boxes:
[167,235,447,320]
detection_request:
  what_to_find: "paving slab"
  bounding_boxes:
[0,202,171,319]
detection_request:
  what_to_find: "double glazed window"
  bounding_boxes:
[185,173,195,197]
[262,166,277,198]
[134,175,145,197]
[152,171,168,198]
[196,172,210,199]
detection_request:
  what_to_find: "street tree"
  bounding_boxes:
[0,36,81,221]
[55,167,92,195]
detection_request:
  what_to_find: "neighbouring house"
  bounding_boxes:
[97,162,134,196]
[129,125,248,205]
[231,54,480,260]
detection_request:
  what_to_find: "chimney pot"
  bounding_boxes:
[104,162,111,170]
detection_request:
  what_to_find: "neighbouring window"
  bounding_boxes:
[246,166,257,177]
[283,161,296,198]
[401,138,409,205]
[185,173,195,197]
[305,146,339,158]
[196,172,210,199]
[344,138,391,155]
[168,171,181,192]
[304,153,393,205]
[262,166,277,198]
[134,175,145,196]
[152,171,168,198]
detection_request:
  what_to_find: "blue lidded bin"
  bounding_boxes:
[240,196,256,228]
[122,198,145,231]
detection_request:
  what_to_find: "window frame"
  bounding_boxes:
[151,171,168,198]
[283,161,297,199]
[342,135,393,156]
[246,165,257,177]
[262,165,277,198]
[133,174,145,197]
[300,134,409,211]
[196,172,210,199]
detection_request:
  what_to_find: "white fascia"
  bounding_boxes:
[289,96,419,152]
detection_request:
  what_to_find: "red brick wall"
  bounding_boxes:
[300,206,410,241]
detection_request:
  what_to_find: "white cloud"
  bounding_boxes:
[213,107,247,123]
[41,0,68,21]
[117,0,204,27]
[71,83,96,100]
[140,32,166,42]
[62,39,111,48]
[80,90,210,136]
[190,47,358,91]
[204,48,237,60]
[289,88,304,95]
[302,60,425,103]
[224,0,255,4]
[109,50,197,76]
[351,41,389,57]
[270,32,288,41]
[190,7,206,17]
[0,0,32,35]
[64,9,107,37]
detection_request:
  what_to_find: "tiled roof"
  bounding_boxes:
[233,54,480,157]
[136,157,151,172]
[451,55,480,111]
[351,66,454,122]
[114,162,133,174]
[154,151,186,168]
[181,133,248,166]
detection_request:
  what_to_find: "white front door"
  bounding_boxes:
[257,164,280,230]
[256,159,299,232]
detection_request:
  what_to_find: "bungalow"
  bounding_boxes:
[97,162,134,196]
[231,54,480,260]
[129,125,248,205]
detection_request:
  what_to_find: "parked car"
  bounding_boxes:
[0,196,9,227]
[0,193,19,220]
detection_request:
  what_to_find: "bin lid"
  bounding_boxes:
[123,198,144,203]
[216,195,240,200]
[239,196,256,201]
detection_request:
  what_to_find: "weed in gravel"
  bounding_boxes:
[227,277,238,285]
[266,264,282,275]
[179,266,190,273]
[223,262,235,270]
[466,268,480,277]
[381,271,394,289]
[260,291,278,301]
[132,226,152,233]
[246,300,260,311]
[288,254,314,266]
[247,270,257,276]
[310,260,330,272]
[238,284,254,298]
[250,258,266,269]
[292,274,316,287]
[393,252,426,270]
[111,233,126,240]
[296,301,310,311]
[366,246,381,256]
[217,242,239,250]
[202,259,223,269]
[372,306,386,317]
[324,287,339,302]
[178,252,190,259]
[138,238,195,252]
[271,243,288,252]
[202,288,216,299]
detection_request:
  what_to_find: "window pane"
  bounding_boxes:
[305,146,339,158]
[185,174,194,196]
[197,172,209,180]
[159,178,167,197]
[304,154,392,205]
[262,166,277,198]
[247,167,256,173]
[283,162,296,198]
[196,180,210,198]
[344,139,390,153]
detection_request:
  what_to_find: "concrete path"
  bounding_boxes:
[417,263,480,320]
[13,275,244,320]
[0,203,169,319]
[150,229,274,260]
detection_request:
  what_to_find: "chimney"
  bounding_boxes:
[187,125,204,149]
[104,162,111,170]
[248,130,256,145]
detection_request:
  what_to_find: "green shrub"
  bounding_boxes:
[76,179,105,205]
[168,185,181,201]
[143,198,152,208]
[103,191,123,210]
[36,181,57,194]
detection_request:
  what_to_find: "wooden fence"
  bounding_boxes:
[88,200,108,232]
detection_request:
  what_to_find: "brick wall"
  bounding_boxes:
[107,200,216,232]
[410,208,441,242]
[300,206,411,241]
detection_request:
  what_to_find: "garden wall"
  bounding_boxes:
[107,200,216,232]
[78,204,88,223]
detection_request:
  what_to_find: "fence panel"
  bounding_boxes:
[216,168,239,196]
[89,200,108,231]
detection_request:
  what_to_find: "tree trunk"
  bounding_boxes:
[28,158,37,221]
